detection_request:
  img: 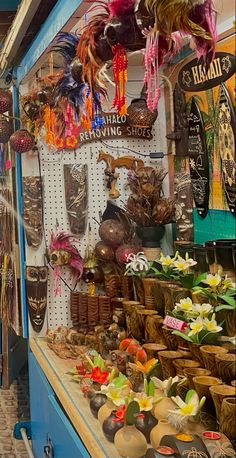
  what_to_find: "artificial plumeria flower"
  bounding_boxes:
[169,390,206,428]
[188,317,204,336]
[100,384,130,407]
[222,276,235,291]
[203,273,221,289]
[175,297,193,313]
[125,252,150,276]
[159,254,175,268]
[192,303,213,318]
[173,256,197,272]
[134,393,153,411]
[151,376,180,397]
[203,314,223,333]
[128,358,158,376]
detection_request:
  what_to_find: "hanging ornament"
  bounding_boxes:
[144,31,161,112]
[112,44,128,115]
[99,219,125,246]
[9,129,35,153]
[95,241,115,262]
[0,90,12,114]
[115,244,139,265]
[0,119,13,143]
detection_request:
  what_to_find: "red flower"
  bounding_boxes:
[113,405,126,423]
[66,135,78,148]
[87,366,109,384]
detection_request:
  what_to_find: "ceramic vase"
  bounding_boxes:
[158,350,182,378]
[150,419,178,449]
[142,278,159,309]
[114,424,147,458]
[200,345,228,376]
[98,399,116,424]
[102,410,123,443]
[215,353,236,385]
[209,384,236,421]
[152,397,177,421]
[219,398,236,443]
[183,368,211,389]
[135,410,158,443]
[173,358,200,376]
[89,393,107,419]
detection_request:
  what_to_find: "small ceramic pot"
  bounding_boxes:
[142,277,159,309]
[188,342,205,367]
[150,419,178,449]
[89,393,107,419]
[173,359,200,376]
[152,397,177,421]
[158,350,182,378]
[161,326,178,351]
[98,399,116,425]
[145,314,165,344]
[219,397,236,443]
[183,368,211,389]
[200,345,228,375]
[209,384,236,421]
[193,376,223,402]
[114,424,147,458]
[215,353,236,384]
[102,410,123,443]
[143,343,167,360]
[135,410,158,443]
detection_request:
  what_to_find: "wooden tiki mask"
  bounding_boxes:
[25,266,48,332]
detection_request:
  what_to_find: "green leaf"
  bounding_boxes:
[148,380,155,397]
[218,295,236,307]
[194,272,207,286]
[185,389,196,404]
[125,401,140,425]
[172,330,192,342]
[215,304,234,312]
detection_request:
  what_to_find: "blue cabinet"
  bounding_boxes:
[29,351,90,458]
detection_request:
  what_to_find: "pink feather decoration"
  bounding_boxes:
[49,230,84,286]
[108,0,135,17]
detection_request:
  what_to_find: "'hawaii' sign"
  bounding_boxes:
[178,52,235,92]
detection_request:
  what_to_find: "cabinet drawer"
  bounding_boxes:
[29,352,90,458]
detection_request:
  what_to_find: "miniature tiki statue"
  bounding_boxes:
[166,83,189,157]
[218,83,236,216]
[64,164,88,234]
[174,172,194,241]
[188,98,209,218]
[97,150,144,199]
[25,266,48,333]
[22,176,43,247]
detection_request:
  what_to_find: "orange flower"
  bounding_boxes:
[129,358,158,375]
[66,135,78,148]
[54,137,64,149]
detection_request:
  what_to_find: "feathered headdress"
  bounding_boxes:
[49,230,84,296]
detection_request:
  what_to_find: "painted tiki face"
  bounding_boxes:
[25,266,48,332]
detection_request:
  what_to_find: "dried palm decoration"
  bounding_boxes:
[124,165,175,226]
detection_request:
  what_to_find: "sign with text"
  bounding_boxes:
[178,52,236,92]
[79,113,153,145]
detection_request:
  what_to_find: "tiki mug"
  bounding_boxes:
[142,278,159,309]
[158,350,182,378]
[200,346,228,376]
[219,398,236,444]
[209,384,236,422]
[145,314,165,344]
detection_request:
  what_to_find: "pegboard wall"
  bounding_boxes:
[21,70,173,335]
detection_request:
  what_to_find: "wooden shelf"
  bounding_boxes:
[29,337,121,458]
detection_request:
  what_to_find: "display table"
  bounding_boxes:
[29,338,121,458]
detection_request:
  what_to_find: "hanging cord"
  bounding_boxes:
[36,147,74,292]
[99,140,172,158]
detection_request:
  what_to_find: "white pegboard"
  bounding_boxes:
[21,69,173,335]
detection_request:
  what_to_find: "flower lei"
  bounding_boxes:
[112,44,128,115]
[144,31,161,112]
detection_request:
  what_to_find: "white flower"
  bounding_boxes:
[170,392,199,417]
[188,317,204,336]
[222,276,235,290]
[185,257,197,267]
[159,254,174,268]
[203,314,222,333]
[203,273,221,289]
[134,393,153,411]
[126,252,150,275]
[192,303,213,318]
[100,384,130,406]
[152,376,179,397]
[175,297,193,313]
[173,256,190,271]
